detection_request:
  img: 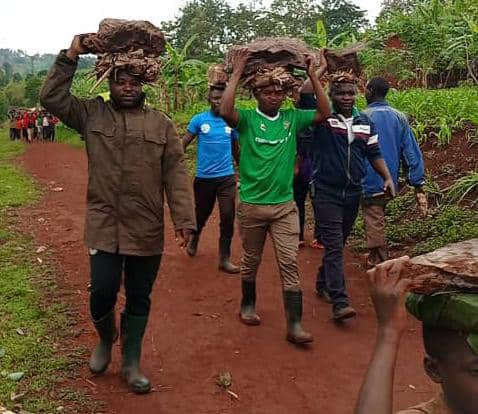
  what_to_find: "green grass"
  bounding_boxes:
[351,188,478,256]
[55,125,85,149]
[0,130,82,412]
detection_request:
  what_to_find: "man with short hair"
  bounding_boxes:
[355,257,478,414]
[362,77,426,265]
[220,49,331,344]
[40,35,196,394]
[183,86,240,274]
[312,72,395,321]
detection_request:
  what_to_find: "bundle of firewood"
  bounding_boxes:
[80,19,165,84]
[406,239,478,295]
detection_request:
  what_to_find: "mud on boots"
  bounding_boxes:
[240,280,261,325]
[218,237,240,274]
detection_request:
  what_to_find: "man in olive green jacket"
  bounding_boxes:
[40,35,196,394]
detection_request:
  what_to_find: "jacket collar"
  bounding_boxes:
[367,100,389,108]
[332,104,361,119]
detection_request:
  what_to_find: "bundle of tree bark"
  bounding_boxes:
[207,64,228,87]
[324,43,364,77]
[407,239,478,294]
[80,19,165,84]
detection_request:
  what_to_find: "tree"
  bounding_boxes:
[163,0,234,60]
[25,74,44,107]
[319,0,369,39]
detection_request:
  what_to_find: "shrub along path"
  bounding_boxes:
[16,141,435,414]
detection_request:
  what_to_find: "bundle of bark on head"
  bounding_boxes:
[225,37,320,95]
[404,239,478,295]
[324,43,365,78]
[81,18,165,84]
[208,64,228,88]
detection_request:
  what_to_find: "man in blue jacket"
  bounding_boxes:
[313,72,395,321]
[362,77,427,266]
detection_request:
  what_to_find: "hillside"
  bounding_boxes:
[0,49,95,75]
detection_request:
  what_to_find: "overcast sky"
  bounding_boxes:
[0,0,382,55]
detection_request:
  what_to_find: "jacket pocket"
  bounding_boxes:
[143,130,166,165]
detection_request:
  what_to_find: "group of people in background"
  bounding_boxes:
[8,108,59,142]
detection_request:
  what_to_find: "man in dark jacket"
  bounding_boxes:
[40,35,196,394]
[362,77,427,265]
[312,72,395,321]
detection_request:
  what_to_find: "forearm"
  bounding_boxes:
[219,71,241,126]
[39,51,87,133]
[163,126,196,231]
[182,132,195,150]
[372,158,392,181]
[232,140,240,166]
[310,74,331,123]
[354,329,402,414]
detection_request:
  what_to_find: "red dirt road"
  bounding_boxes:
[17,142,436,414]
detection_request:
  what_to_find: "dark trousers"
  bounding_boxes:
[89,250,161,321]
[9,128,16,140]
[293,177,320,241]
[194,175,236,239]
[315,192,361,310]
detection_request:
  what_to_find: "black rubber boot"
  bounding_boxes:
[186,233,200,257]
[283,291,313,344]
[120,313,151,394]
[240,280,261,325]
[89,310,118,374]
[218,238,240,274]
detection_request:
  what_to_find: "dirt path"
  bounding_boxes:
[17,142,436,414]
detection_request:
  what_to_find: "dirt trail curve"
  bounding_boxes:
[17,142,435,414]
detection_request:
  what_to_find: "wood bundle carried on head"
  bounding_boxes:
[225,37,322,95]
[80,18,166,89]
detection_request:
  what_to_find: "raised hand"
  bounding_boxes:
[231,48,251,75]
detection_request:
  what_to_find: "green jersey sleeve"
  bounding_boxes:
[295,109,316,132]
[236,109,252,134]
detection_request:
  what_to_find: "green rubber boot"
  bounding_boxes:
[240,280,261,325]
[283,290,313,344]
[120,313,151,394]
[219,238,240,274]
[89,310,118,374]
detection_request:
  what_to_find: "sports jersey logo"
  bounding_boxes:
[225,126,232,135]
[260,123,267,131]
[283,121,290,130]
[201,123,211,134]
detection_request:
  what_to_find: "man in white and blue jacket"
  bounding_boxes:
[362,77,426,266]
[312,72,395,321]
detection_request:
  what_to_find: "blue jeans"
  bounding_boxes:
[315,192,361,310]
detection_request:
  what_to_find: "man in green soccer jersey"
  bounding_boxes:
[220,49,331,344]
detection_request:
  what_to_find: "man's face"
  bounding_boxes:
[255,85,286,114]
[330,83,356,115]
[427,337,478,414]
[109,71,143,109]
[208,89,224,115]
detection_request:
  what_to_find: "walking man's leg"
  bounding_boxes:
[238,202,267,325]
[269,201,313,343]
[316,198,356,320]
[186,177,217,256]
[122,255,161,394]
[88,250,123,374]
[362,197,388,266]
[293,178,308,244]
[217,175,239,273]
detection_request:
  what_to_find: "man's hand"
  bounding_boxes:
[175,229,192,248]
[415,187,428,217]
[231,48,250,75]
[383,178,396,198]
[367,256,412,337]
[66,34,91,61]
[304,53,318,78]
